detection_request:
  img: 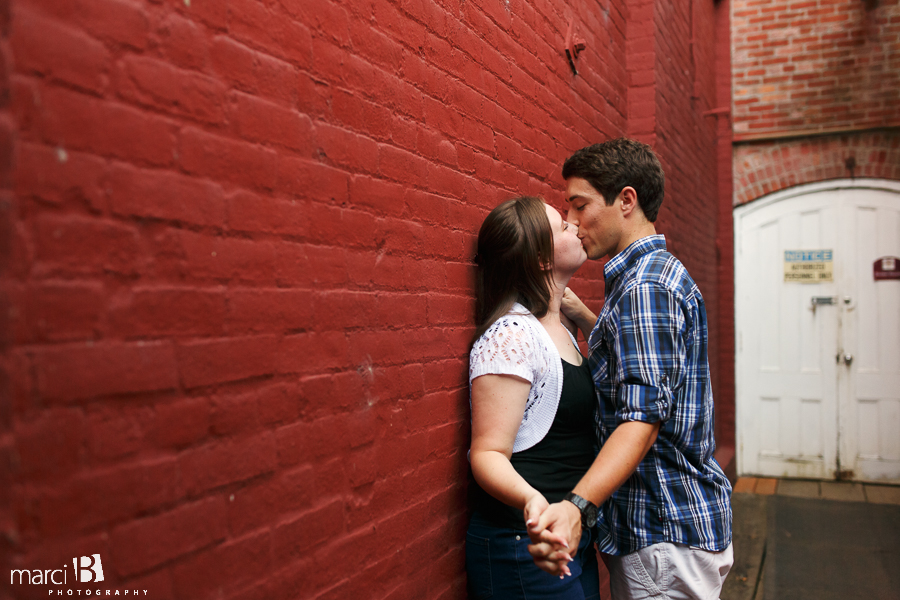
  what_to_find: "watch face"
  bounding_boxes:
[565,493,598,528]
[581,503,597,528]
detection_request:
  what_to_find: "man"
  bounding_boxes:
[527,138,733,599]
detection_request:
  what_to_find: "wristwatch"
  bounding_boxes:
[564,492,598,528]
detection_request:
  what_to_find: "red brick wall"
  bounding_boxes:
[2,1,622,598]
[732,0,900,139]
[730,0,900,202]
[1,0,729,598]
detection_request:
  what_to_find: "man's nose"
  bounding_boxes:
[566,207,578,225]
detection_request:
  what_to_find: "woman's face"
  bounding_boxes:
[544,203,587,275]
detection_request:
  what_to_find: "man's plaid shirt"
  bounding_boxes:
[588,235,732,555]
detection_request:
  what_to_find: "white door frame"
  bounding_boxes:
[734,178,900,480]
[734,179,900,217]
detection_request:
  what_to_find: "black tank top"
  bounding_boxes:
[471,357,597,529]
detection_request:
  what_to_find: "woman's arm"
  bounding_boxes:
[470,374,549,523]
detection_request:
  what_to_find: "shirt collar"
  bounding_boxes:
[603,234,667,283]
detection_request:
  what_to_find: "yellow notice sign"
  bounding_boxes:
[784,249,833,283]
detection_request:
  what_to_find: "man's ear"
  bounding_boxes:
[620,186,639,217]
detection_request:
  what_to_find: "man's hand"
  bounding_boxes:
[560,309,578,339]
[561,288,597,340]
[526,500,582,576]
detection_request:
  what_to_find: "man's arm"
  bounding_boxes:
[559,309,578,340]
[527,420,659,574]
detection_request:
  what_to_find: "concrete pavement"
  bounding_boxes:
[722,478,900,600]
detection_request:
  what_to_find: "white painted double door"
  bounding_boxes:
[735,181,900,483]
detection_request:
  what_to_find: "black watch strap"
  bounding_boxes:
[564,492,598,528]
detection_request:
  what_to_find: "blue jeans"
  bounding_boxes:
[466,511,601,600]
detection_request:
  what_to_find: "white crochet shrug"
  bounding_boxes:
[469,303,579,452]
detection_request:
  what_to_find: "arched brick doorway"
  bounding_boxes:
[733,130,900,207]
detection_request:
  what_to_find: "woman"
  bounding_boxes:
[466,196,600,600]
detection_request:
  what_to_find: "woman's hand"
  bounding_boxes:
[523,492,550,528]
[524,493,574,577]
[527,500,581,576]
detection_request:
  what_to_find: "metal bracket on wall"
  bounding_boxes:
[703,107,731,118]
[565,19,586,75]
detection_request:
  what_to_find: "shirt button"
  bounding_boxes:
[516,535,521,541]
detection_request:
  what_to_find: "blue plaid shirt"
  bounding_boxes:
[589,235,732,555]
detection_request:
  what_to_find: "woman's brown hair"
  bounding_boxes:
[473,196,554,342]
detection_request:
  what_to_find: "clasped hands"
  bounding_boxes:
[524,494,584,577]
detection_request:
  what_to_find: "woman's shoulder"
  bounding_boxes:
[469,305,543,381]
[477,304,538,339]
[471,305,541,353]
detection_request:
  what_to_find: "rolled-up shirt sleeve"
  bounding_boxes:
[611,282,686,424]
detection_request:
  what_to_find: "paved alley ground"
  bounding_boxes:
[723,478,900,600]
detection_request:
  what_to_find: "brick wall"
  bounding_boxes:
[732,0,900,139]
[1,0,729,598]
[731,0,900,207]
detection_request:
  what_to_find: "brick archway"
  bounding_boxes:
[733,130,900,206]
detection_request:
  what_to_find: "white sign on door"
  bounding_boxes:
[783,249,834,283]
